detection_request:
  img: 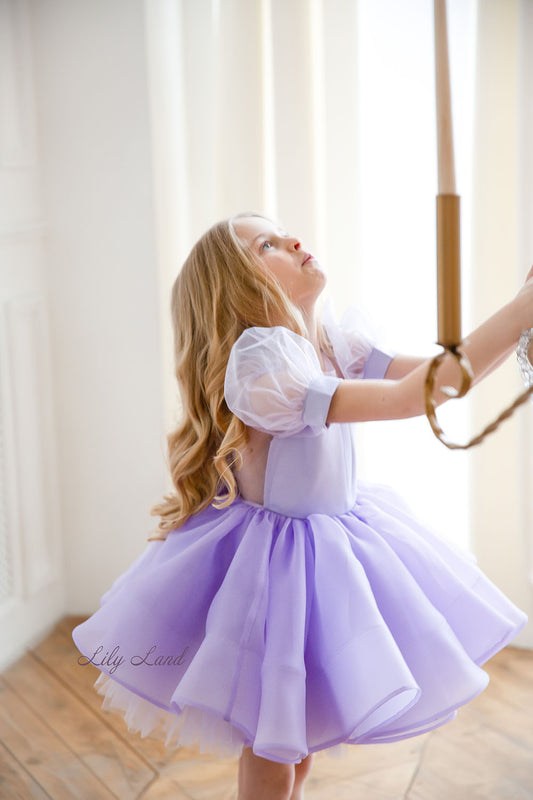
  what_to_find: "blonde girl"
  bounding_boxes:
[73,212,529,800]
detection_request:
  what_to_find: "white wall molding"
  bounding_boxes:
[0,0,65,670]
[0,0,37,168]
[0,300,18,610]
[2,292,61,598]
[0,287,65,670]
[0,221,45,244]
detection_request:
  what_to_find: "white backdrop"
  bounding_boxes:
[2,0,530,663]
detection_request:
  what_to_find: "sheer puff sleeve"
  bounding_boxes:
[224,327,341,437]
[321,297,396,380]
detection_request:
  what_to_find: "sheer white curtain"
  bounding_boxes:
[353,0,476,551]
[145,0,360,426]
[145,3,525,575]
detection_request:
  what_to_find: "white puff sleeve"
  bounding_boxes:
[321,297,396,380]
[224,327,341,437]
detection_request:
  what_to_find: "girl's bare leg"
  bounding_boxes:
[290,753,315,800]
[238,746,295,800]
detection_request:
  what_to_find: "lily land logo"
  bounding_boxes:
[77,644,190,674]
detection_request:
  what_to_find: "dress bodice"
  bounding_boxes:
[261,422,358,517]
[224,300,395,518]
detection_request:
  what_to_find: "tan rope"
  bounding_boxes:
[424,347,533,450]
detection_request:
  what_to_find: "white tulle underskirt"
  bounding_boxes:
[94,672,351,762]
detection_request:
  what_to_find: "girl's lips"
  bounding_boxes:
[302,254,314,266]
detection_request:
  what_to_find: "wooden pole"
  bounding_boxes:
[434,0,456,194]
[434,0,461,347]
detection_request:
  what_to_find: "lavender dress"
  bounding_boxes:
[72,303,527,765]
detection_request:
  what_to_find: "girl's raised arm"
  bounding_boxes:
[327,269,533,424]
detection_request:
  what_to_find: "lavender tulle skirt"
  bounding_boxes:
[72,479,527,764]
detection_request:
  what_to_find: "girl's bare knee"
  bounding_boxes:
[294,751,315,785]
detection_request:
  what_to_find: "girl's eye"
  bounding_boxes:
[261,241,272,251]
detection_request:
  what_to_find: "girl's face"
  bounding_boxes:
[233,216,326,312]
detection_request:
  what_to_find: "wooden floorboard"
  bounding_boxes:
[0,740,52,800]
[1,616,531,799]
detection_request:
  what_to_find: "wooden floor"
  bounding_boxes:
[0,616,531,800]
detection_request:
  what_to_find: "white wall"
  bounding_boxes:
[469,0,533,647]
[30,0,166,613]
[519,0,533,592]
[1,0,67,671]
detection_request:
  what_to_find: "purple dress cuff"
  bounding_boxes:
[302,375,342,429]
[363,347,396,380]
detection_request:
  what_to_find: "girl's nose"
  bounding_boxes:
[289,238,301,250]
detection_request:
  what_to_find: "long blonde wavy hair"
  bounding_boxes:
[149,212,333,539]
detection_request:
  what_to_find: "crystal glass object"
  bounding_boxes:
[517,328,533,388]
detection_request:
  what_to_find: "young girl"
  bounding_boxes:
[73,212,529,800]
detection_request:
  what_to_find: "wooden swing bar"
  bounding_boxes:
[424,0,533,449]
